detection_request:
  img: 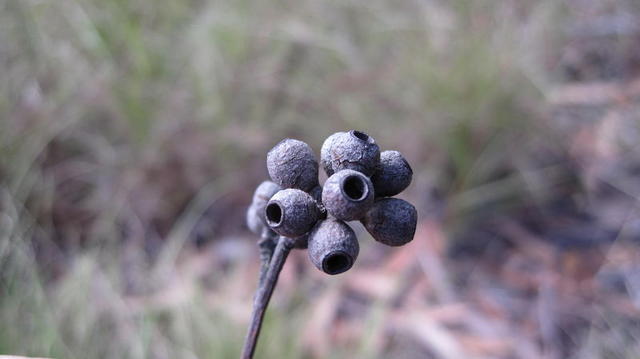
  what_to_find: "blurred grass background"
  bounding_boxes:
[1,0,640,358]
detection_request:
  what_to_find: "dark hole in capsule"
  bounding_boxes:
[342,175,367,201]
[265,203,283,225]
[323,251,352,275]
[351,130,370,142]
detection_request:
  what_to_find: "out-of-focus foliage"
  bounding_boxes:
[1,0,640,358]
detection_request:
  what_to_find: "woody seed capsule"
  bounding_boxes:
[320,130,380,177]
[322,169,374,221]
[251,181,281,222]
[361,198,417,246]
[309,185,327,220]
[246,203,265,235]
[265,189,320,238]
[308,218,359,275]
[371,150,413,197]
[267,139,319,192]
[252,181,281,207]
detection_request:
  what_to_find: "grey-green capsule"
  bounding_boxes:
[361,198,417,247]
[267,139,319,192]
[265,189,320,238]
[322,169,374,221]
[371,151,413,197]
[308,218,359,275]
[320,130,380,177]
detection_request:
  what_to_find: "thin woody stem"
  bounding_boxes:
[257,227,277,285]
[241,236,294,359]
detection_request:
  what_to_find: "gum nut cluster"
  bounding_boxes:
[246,131,418,275]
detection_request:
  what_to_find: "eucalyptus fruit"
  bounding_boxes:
[320,130,380,177]
[242,130,418,359]
[361,198,417,246]
[322,169,374,221]
[267,138,319,192]
[307,218,359,275]
[246,181,282,235]
[371,150,413,197]
[265,189,320,238]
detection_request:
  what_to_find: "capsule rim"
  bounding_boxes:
[349,130,375,144]
[339,172,370,203]
[265,201,284,228]
[322,250,353,275]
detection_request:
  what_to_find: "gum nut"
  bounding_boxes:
[307,218,359,275]
[361,198,417,246]
[251,181,282,223]
[371,150,413,197]
[267,138,319,192]
[319,132,343,176]
[322,169,374,221]
[309,185,327,220]
[320,130,380,177]
[246,204,264,235]
[265,189,320,238]
[252,181,281,206]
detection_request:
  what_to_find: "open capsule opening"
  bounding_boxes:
[341,174,368,202]
[265,202,283,226]
[350,130,372,143]
[322,251,353,275]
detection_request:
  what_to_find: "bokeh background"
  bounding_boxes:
[2,0,640,358]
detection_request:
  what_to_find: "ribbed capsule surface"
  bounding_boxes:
[265,189,320,238]
[308,218,359,275]
[267,139,319,192]
[361,198,417,246]
[371,151,413,197]
[320,130,380,177]
[322,169,374,221]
